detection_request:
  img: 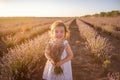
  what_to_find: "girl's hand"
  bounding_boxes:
[50,60,56,67]
[56,61,63,67]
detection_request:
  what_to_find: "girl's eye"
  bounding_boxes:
[61,31,64,33]
[55,30,58,33]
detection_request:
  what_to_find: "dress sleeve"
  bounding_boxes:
[64,40,68,49]
[64,40,68,44]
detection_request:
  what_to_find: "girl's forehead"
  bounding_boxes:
[54,26,65,30]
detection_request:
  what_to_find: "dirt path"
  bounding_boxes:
[69,19,105,80]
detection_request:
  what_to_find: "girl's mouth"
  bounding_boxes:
[57,36,62,39]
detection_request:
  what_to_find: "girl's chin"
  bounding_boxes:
[55,38,63,41]
[56,39,62,41]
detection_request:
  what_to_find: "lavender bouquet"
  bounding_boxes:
[47,41,65,75]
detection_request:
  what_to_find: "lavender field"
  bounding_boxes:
[0,17,120,80]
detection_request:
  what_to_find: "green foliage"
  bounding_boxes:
[82,10,120,17]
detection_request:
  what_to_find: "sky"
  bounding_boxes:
[0,0,120,17]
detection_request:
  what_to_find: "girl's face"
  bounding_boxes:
[52,26,65,41]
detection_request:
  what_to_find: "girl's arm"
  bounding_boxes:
[56,43,73,66]
[45,52,56,66]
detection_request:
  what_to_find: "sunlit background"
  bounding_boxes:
[0,0,120,17]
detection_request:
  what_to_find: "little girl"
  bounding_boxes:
[42,20,73,80]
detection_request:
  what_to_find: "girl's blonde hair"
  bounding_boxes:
[49,20,70,40]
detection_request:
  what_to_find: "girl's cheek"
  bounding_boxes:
[63,33,65,37]
[54,34,58,38]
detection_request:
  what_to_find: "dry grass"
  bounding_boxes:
[0,32,49,80]
[0,17,71,48]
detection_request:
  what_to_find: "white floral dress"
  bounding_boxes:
[42,40,73,80]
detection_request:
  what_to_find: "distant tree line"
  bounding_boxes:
[82,10,120,17]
